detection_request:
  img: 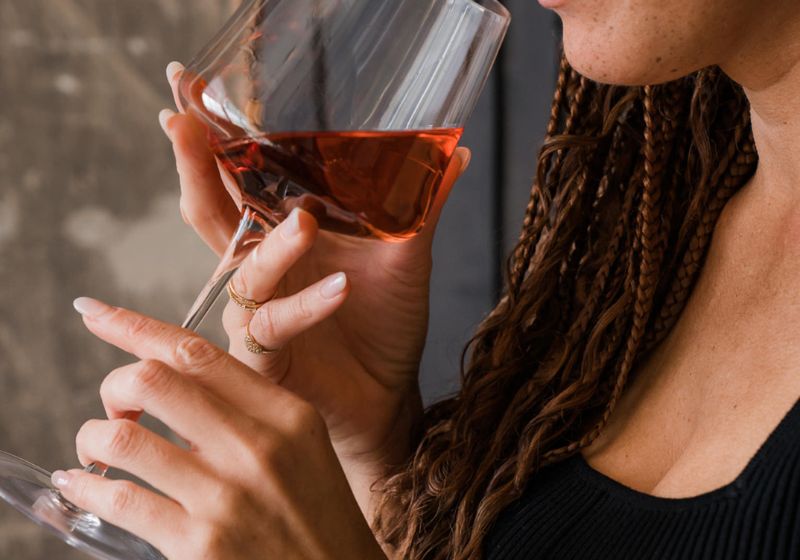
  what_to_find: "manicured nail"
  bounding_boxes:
[320,272,347,299]
[166,61,184,82]
[159,108,176,137]
[280,208,302,240]
[73,297,112,318]
[460,149,472,173]
[51,470,72,489]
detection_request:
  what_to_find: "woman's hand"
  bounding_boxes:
[159,63,471,515]
[53,300,386,560]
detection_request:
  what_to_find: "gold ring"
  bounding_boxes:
[227,280,269,312]
[244,322,280,355]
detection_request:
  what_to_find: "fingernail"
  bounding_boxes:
[159,108,176,137]
[166,61,184,82]
[280,208,302,240]
[73,297,112,318]
[51,470,72,489]
[460,149,472,173]
[320,272,347,299]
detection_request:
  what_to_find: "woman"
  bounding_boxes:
[52,0,800,557]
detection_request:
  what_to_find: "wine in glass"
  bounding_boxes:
[0,0,509,558]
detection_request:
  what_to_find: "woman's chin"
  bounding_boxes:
[559,11,710,86]
[563,39,684,86]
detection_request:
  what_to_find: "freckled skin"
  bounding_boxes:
[542,0,800,502]
[551,0,791,86]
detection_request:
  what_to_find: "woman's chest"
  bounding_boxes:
[580,314,800,499]
[485,443,800,560]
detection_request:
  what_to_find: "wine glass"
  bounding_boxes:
[0,0,509,558]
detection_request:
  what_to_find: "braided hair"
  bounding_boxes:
[373,57,758,559]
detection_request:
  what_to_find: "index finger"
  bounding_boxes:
[74,297,211,368]
[72,297,279,411]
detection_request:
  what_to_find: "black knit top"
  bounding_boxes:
[485,398,800,559]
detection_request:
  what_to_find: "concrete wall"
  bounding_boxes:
[0,1,556,557]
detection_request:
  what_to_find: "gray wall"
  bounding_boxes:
[0,1,556,557]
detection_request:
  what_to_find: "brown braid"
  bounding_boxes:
[373,56,757,560]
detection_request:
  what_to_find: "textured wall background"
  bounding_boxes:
[0,1,556,557]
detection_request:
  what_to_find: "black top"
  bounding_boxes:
[485,398,800,559]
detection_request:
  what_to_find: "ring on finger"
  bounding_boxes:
[244,321,280,355]
[227,280,273,312]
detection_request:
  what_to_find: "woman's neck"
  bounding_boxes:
[722,8,800,196]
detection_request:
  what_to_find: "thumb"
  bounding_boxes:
[420,146,472,236]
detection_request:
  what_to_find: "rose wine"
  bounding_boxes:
[213,128,462,240]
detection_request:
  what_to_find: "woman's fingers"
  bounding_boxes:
[52,469,187,558]
[74,417,211,505]
[229,208,319,306]
[249,272,349,348]
[96,361,236,454]
[161,111,240,255]
[73,299,290,421]
[222,208,348,373]
[227,272,349,372]
[162,59,240,256]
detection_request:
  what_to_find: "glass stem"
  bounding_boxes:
[82,206,269,477]
[182,206,269,331]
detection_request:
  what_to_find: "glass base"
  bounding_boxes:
[0,450,164,560]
